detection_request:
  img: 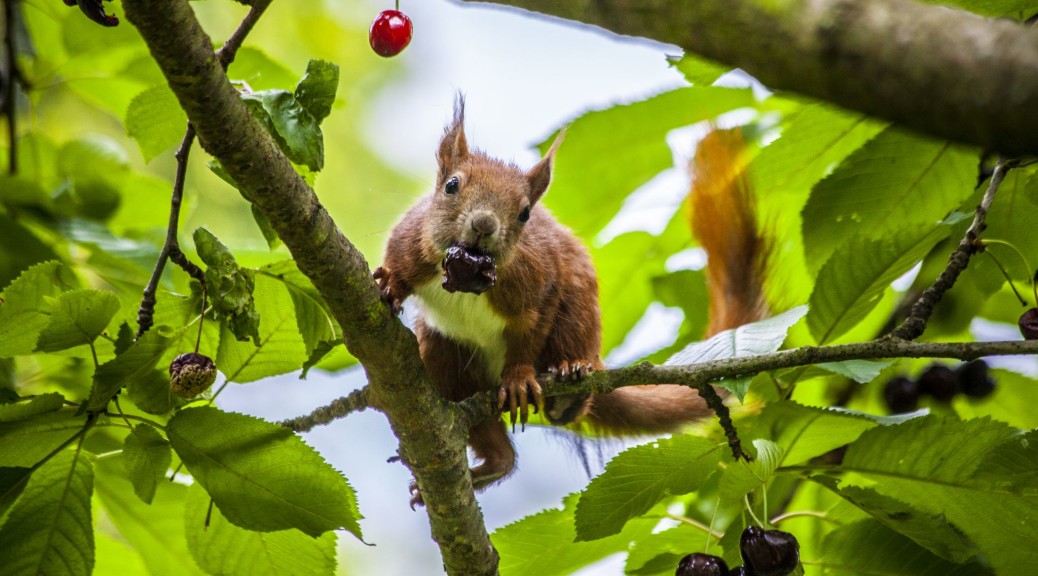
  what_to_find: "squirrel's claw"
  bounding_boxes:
[408,481,425,509]
[373,266,405,315]
[553,359,593,381]
[498,365,542,432]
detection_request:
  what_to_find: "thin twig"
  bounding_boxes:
[135,1,271,337]
[890,158,1013,340]
[3,0,20,174]
[279,387,372,432]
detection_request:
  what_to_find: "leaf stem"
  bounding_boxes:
[664,512,724,539]
[770,510,840,526]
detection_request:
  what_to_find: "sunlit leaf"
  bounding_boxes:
[0,261,79,358]
[35,289,120,353]
[0,392,65,421]
[126,84,188,162]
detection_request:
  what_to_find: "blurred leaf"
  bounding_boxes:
[575,434,723,541]
[801,128,975,271]
[807,225,951,343]
[667,53,729,86]
[58,135,130,180]
[95,460,207,576]
[35,289,120,353]
[817,520,991,575]
[185,484,337,576]
[665,306,806,400]
[916,0,1038,16]
[625,525,711,576]
[594,232,665,357]
[126,84,188,162]
[226,47,298,91]
[0,449,94,576]
[122,423,171,505]
[0,264,114,362]
[217,273,308,382]
[87,328,172,412]
[167,407,362,538]
[0,393,65,422]
[0,230,66,324]
[294,59,339,122]
[260,260,342,361]
[0,467,32,518]
[0,410,88,468]
[0,175,50,210]
[969,169,1038,297]
[242,90,324,171]
[493,493,657,576]
[545,86,757,239]
[251,203,282,249]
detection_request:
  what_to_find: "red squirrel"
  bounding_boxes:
[374,98,767,504]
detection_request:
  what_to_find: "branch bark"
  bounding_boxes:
[121,2,498,573]
[460,0,1038,156]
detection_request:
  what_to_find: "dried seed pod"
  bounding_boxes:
[917,364,958,402]
[956,360,996,398]
[676,553,731,576]
[169,353,217,398]
[740,526,800,576]
[882,376,920,414]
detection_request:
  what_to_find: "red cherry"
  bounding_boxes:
[369,9,413,58]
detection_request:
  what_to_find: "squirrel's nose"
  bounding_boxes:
[470,212,499,237]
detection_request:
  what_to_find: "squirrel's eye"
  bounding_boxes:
[518,206,531,223]
[444,176,460,196]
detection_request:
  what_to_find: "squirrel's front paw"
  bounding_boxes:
[498,364,542,431]
[373,266,406,315]
[408,480,425,509]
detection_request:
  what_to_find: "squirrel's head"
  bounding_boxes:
[425,95,564,268]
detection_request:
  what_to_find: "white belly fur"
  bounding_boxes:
[414,282,508,379]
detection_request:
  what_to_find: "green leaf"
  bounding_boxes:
[125,84,188,162]
[493,493,657,576]
[123,423,171,505]
[625,525,711,575]
[0,467,32,518]
[574,434,723,541]
[817,519,991,575]
[225,47,298,91]
[0,410,88,468]
[544,86,757,239]
[126,368,180,415]
[294,59,339,122]
[816,479,977,563]
[0,214,60,293]
[251,203,282,249]
[664,306,807,400]
[166,407,362,538]
[917,0,1038,17]
[0,449,94,576]
[0,261,79,357]
[841,415,1038,574]
[667,53,729,86]
[969,170,1038,298]
[719,439,782,507]
[95,460,207,576]
[801,128,975,271]
[755,402,877,466]
[0,392,65,421]
[185,484,337,576]
[35,289,120,352]
[87,328,172,412]
[217,273,308,382]
[594,232,666,356]
[242,90,324,171]
[260,260,343,361]
[807,225,952,343]
[815,359,893,383]
[972,429,1038,491]
[57,135,130,180]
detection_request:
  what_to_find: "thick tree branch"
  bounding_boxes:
[122,2,498,573]
[460,0,1038,156]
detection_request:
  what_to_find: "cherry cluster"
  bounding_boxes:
[883,360,996,414]
[676,526,800,576]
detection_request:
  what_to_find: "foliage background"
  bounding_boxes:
[3,0,1038,574]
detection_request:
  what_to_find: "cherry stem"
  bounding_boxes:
[982,250,1028,306]
[396,0,399,10]
[983,238,1036,306]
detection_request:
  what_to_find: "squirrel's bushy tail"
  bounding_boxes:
[587,127,769,432]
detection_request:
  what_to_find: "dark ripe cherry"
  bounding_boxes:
[956,360,996,398]
[675,553,730,576]
[730,568,748,576]
[369,9,413,57]
[917,364,958,402]
[883,376,920,414]
[740,526,800,576]
[1019,308,1038,340]
[442,244,496,294]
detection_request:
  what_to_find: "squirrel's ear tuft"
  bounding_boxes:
[527,127,565,205]
[438,94,468,177]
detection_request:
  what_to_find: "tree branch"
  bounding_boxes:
[460,0,1038,156]
[279,386,372,433]
[122,2,498,573]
